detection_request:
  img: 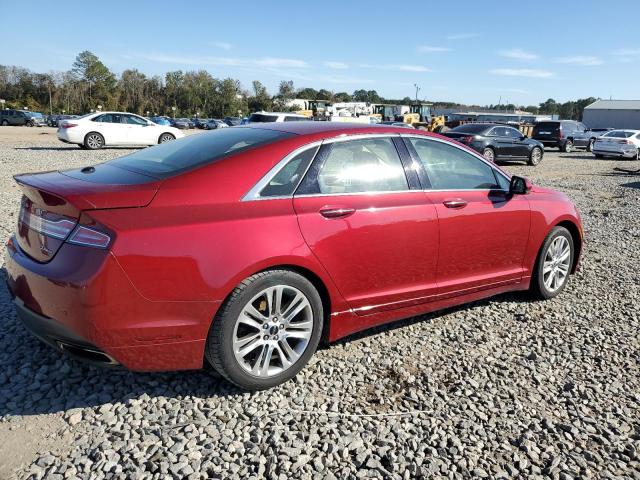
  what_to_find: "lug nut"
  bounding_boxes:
[263,335,269,340]
[263,324,268,329]
[274,335,279,340]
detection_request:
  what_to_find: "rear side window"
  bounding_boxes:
[408,138,500,190]
[260,146,318,197]
[306,138,409,195]
[124,115,148,125]
[94,114,123,123]
[284,116,310,122]
[109,127,294,179]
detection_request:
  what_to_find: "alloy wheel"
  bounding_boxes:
[483,148,495,162]
[87,134,103,149]
[233,285,314,378]
[531,147,542,165]
[542,236,571,293]
[159,133,175,143]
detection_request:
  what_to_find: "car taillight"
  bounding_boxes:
[461,136,474,143]
[19,208,76,239]
[61,123,77,129]
[618,139,631,144]
[67,225,111,249]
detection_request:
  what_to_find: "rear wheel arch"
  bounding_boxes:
[216,263,333,343]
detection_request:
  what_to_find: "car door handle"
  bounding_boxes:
[443,199,468,209]
[319,207,356,219]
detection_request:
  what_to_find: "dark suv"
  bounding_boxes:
[532,120,602,153]
[0,109,31,126]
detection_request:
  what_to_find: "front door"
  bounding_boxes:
[123,114,156,145]
[293,136,440,315]
[404,136,531,296]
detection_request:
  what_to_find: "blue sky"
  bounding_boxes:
[2,1,639,105]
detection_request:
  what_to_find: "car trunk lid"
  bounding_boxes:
[14,164,160,262]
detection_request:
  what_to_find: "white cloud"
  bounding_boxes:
[211,41,232,51]
[416,45,451,53]
[446,33,479,41]
[555,55,602,66]
[490,68,555,78]
[323,61,349,69]
[396,65,430,72]
[139,53,308,69]
[498,48,538,61]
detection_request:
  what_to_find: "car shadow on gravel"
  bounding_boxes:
[329,291,531,348]
[0,273,243,418]
[621,181,640,190]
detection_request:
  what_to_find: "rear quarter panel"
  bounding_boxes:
[89,136,349,313]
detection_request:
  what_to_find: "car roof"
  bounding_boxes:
[240,121,439,138]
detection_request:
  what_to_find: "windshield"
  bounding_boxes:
[451,124,491,134]
[109,127,294,179]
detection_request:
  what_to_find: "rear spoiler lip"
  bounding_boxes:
[13,171,161,211]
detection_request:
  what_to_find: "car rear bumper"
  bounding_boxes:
[5,236,216,371]
[592,146,637,158]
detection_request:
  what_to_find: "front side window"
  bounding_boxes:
[408,138,500,190]
[310,137,409,195]
[260,146,319,197]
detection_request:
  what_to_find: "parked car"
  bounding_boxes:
[247,111,311,123]
[532,120,606,153]
[24,112,47,127]
[169,118,190,129]
[1,109,32,126]
[192,118,209,129]
[592,129,640,159]
[6,123,583,390]
[48,114,75,127]
[380,121,415,129]
[444,123,544,165]
[150,116,171,126]
[57,111,184,149]
[205,119,228,130]
[224,116,241,126]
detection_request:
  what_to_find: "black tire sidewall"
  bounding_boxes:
[564,140,573,153]
[206,270,324,390]
[532,226,574,299]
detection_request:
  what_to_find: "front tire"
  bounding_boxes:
[158,132,175,144]
[84,132,104,150]
[587,138,595,152]
[205,270,323,390]
[1,120,8,126]
[530,226,574,300]
[528,146,543,166]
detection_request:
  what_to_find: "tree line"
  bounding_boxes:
[0,50,597,120]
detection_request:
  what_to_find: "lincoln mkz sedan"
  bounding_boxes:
[5,123,583,390]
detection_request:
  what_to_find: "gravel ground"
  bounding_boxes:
[0,127,639,479]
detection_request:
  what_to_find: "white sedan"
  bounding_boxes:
[592,129,640,159]
[57,111,184,149]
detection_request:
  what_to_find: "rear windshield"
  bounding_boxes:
[533,122,560,132]
[603,130,636,138]
[109,127,294,179]
[450,124,492,134]
[248,113,278,123]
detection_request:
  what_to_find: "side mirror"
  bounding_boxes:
[520,135,527,140]
[509,175,532,195]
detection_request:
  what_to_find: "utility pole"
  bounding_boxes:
[414,84,421,103]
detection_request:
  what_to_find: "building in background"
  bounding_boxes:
[582,100,640,129]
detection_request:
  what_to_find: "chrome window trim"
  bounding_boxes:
[241,140,323,201]
[242,132,512,201]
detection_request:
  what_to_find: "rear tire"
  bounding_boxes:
[1,120,8,126]
[594,154,604,158]
[562,139,573,153]
[528,146,543,166]
[530,226,574,300]
[205,269,323,390]
[84,132,104,150]
[482,147,495,162]
[587,138,595,152]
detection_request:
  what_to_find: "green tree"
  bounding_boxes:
[71,51,116,111]
[248,80,272,112]
[274,80,296,110]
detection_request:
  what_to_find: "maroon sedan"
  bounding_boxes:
[5,122,583,390]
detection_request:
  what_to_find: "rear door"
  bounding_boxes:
[505,127,530,157]
[293,135,440,315]
[490,126,517,157]
[404,135,530,296]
